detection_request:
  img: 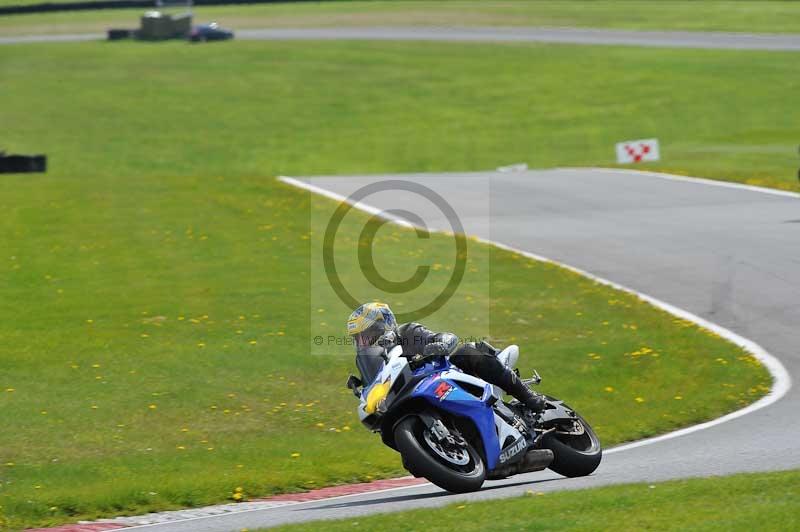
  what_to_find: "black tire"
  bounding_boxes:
[541,413,602,477]
[394,416,485,493]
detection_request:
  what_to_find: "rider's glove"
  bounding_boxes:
[422,342,449,359]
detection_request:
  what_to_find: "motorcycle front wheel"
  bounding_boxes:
[394,415,486,493]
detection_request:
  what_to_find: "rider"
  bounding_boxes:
[347,302,546,414]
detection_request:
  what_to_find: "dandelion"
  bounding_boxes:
[197,342,205,348]
[604,386,614,393]
[5,388,14,393]
[148,404,157,410]
[176,445,186,450]
[634,397,645,403]
[342,426,351,431]
[674,396,683,400]
[91,405,98,409]
[291,452,300,458]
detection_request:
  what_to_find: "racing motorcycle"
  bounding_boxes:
[346,341,602,493]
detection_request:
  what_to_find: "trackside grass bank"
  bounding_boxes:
[2,1,800,36]
[0,40,773,528]
[272,469,800,532]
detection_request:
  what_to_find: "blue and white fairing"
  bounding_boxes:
[356,345,527,472]
[409,362,525,471]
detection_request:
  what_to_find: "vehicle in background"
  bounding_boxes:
[190,22,234,43]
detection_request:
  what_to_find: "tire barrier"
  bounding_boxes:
[0,153,47,174]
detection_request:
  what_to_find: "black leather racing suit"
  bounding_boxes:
[396,322,543,411]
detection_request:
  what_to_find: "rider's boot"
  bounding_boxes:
[504,371,546,414]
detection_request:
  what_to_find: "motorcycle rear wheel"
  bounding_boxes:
[394,415,486,493]
[541,413,602,477]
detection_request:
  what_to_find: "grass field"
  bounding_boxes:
[0,39,782,529]
[273,469,800,531]
[2,1,800,37]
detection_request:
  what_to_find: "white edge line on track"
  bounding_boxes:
[278,173,792,455]
[103,169,792,530]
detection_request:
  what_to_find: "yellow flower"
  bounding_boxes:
[634,397,645,403]
[290,452,301,458]
[604,386,614,393]
[148,404,157,410]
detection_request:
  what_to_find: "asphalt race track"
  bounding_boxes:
[120,169,799,531]
[3,26,800,49]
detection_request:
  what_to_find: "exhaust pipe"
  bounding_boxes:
[516,448,554,474]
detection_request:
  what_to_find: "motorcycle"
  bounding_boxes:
[346,341,602,493]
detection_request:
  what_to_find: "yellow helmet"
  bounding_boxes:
[347,302,397,349]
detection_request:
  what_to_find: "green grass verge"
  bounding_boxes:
[0,40,777,529]
[2,1,800,37]
[271,469,800,531]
